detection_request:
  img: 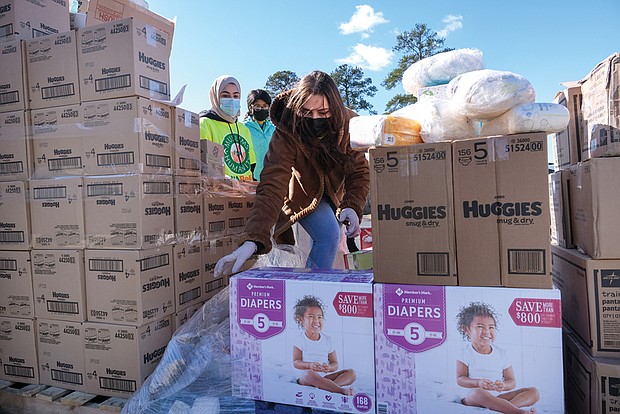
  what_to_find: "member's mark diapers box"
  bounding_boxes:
[374,283,564,414]
[230,268,376,413]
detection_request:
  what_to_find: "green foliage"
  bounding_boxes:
[384,94,418,115]
[330,64,378,115]
[264,70,300,98]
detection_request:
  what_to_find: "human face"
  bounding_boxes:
[251,99,269,111]
[465,315,496,353]
[300,306,324,340]
[220,82,240,100]
[301,94,330,119]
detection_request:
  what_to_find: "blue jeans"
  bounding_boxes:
[298,198,341,269]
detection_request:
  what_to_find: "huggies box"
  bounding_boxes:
[374,283,565,414]
[230,268,376,414]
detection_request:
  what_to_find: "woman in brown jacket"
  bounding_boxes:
[214,71,370,276]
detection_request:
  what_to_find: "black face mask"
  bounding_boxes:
[303,117,331,139]
[252,108,269,122]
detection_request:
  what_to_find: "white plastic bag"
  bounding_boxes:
[402,48,484,96]
[349,114,422,150]
[448,69,536,120]
[480,103,570,136]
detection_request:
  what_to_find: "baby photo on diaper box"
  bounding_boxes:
[230,268,376,414]
[374,283,564,414]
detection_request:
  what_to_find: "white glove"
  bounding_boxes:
[339,208,361,237]
[214,241,257,278]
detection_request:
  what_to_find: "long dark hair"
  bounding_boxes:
[287,71,354,174]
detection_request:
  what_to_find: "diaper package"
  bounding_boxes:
[480,103,570,136]
[349,115,422,150]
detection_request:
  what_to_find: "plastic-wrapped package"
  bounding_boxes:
[393,98,479,143]
[402,48,484,96]
[121,287,255,414]
[480,103,570,136]
[448,69,536,120]
[349,114,422,150]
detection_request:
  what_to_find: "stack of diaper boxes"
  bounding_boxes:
[550,52,620,414]
[0,0,251,400]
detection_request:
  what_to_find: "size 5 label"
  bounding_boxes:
[237,278,286,339]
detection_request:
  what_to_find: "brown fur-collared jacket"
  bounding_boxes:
[243,90,370,254]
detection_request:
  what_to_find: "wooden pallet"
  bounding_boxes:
[0,380,127,414]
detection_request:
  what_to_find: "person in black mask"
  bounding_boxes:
[243,89,275,181]
[215,71,370,275]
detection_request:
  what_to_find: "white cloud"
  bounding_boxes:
[336,44,394,71]
[437,15,463,38]
[339,5,388,36]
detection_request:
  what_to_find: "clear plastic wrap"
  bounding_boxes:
[121,287,255,414]
[480,102,570,136]
[402,48,484,96]
[392,98,479,143]
[349,114,422,150]
[448,69,536,120]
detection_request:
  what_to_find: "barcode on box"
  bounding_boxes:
[417,252,449,276]
[206,278,224,293]
[0,23,13,38]
[49,157,81,171]
[33,186,67,200]
[178,182,201,195]
[0,231,25,243]
[0,161,24,174]
[42,83,75,99]
[87,183,123,197]
[229,218,245,228]
[179,287,201,305]
[143,181,171,195]
[97,152,134,166]
[51,369,83,385]
[139,253,169,271]
[377,403,388,414]
[145,154,171,168]
[179,158,200,171]
[95,74,131,92]
[47,301,79,315]
[139,75,168,96]
[4,364,35,379]
[89,258,123,272]
[0,258,17,271]
[100,376,136,393]
[0,90,19,105]
[508,249,546,275]
[208,221,225,233]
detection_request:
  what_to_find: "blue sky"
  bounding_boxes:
[147,1,619,116]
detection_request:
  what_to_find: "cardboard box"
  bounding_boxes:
[571,157,620,259]
[203,195,228,238]
[172,243,203,312]
[369,143,457,286]
[26,30,80,109]
[172,300,203,333]
[37,319,86,391]
[0,316,39,384]
[173,107,201,177]
[0,0,70,43]
[230,268,376,414]
[580,53,620,160]
[0,40,28,113]
[85,246,174,325]
[452,133,551,288]
[0,250,33,318]
[174,175,203,244]
[0,110,32,182]
[0,180,31,250]
[85,0,174,54]
[83,316,172,397]
[83,174,174,249]
[202,236,233,301]
[359,215,372,250]
[77,17,170,102]
[552,83,583,170]
[32,249,86,322]
[551,244,620,358]
[200,138,225,178]
[343,249,373,270]
[31,103,84,177]
[227,195,253,235]
[374,283,564,414]
[563,328,620,414]
[30,176,85,249]
[82,97,172,176]
[549,170,574,249]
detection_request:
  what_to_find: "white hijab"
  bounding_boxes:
[209,75,241,123]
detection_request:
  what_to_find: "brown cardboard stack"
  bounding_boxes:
[549,52,620,414]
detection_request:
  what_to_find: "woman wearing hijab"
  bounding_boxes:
[200,75,256,181]
[215,71,370,275]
